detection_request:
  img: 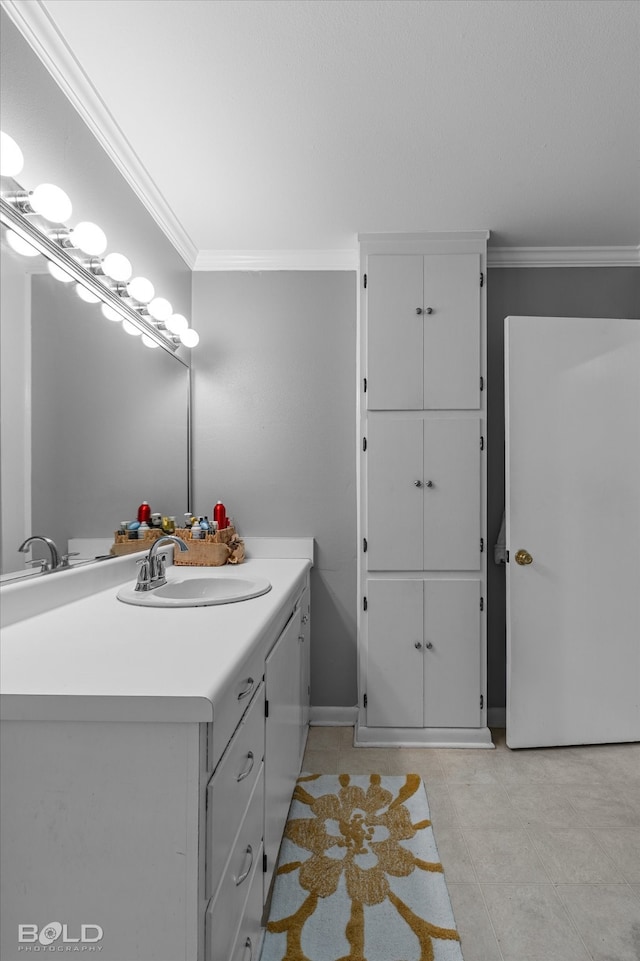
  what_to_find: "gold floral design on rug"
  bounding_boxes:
[265,773,462,961]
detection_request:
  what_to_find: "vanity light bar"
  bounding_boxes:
[0,130,199,352]
[0,196,179,353]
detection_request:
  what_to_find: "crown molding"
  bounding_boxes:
[488,245,640,267]
[194,249,360,271]
[2,0,198,268]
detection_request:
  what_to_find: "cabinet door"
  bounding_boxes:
[298,586,311,766]
[366,579,424,727]
[424,580,481,727]
[367,417,423,570]
[423,254,481,409]
[367,255,424,410]
[264,606,303,888]
[423,417,480,570]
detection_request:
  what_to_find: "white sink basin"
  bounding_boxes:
[117,573,272,608]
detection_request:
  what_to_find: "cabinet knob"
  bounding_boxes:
[425,641,433,650]
[414,479,423,487]
[415,307,423,315]
[425,480,433,488]
[415,641,423,650]
[425,306,433,314]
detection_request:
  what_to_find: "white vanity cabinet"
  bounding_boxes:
[0,560,311,961]
[358,232,491,747]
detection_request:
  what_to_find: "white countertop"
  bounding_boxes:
[0,547,312,723]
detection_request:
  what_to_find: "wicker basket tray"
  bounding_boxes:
[172,527,245,567]
[110,528,166,556]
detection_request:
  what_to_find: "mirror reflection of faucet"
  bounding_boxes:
[135,535,189,593]
[17,535,60,572]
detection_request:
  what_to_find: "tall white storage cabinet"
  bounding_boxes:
[357,232,492,747]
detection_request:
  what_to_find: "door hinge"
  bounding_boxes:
[480,271,484,288]
[480,537,484,553]
[363,596,368,612]
[506,550,510,563]
[363,377,367,393]
[480,435,485,451]
[480,694,484,709]
[264,699,269,718]
[363,273,367,289]
[480,597,484,612]
[263,852,268,873]
[363,693,368,708]
[362,436,367,452]
[480,375,484,391]
[363,537,368,552]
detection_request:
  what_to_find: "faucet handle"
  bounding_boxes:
[26,558,49,572]
[135,556,151,591]
[60,552,80,568]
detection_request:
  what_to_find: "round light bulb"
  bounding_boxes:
[5,229,39,257]
[75,283,101,304]
[48,261,74,283]
[165,313,189,335]
[148,297,172,321]
[126,276,154,304]
[102,252,132,282]
[180,328,200,348]
[101,303,122,322]
[69,221,107,256]
[30,183,72,223]
[0,131,24,177]
[122,318,142,336]
[141,334,159,349]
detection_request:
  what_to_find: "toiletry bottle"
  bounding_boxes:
[150,512,163,528]
[183,513,193,529]
[213,501,227,531]
[200,516,209,532]
[191,519,203,540]
[137,501,151,524]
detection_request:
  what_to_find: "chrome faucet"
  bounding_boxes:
[18,535,61,572]
[135,535,188,592]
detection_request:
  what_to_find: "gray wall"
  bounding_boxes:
[193,266,639,711]
[191,272,357,707]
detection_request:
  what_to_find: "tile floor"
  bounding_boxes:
[302,726,640,961]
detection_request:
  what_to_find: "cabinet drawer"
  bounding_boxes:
[210,645,264,772]
[206,683,264,899]
[228,843,264,961]
[205,770,264,961]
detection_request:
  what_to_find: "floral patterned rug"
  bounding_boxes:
[260,773,463,961]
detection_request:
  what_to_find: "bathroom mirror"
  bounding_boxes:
[0,238,191,577]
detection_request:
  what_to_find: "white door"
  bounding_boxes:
[505,316,640,748]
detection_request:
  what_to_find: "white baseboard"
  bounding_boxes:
[488,707,506,728]
[310,705,358,726]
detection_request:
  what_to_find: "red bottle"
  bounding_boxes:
[213,501,227,530]
[137,501,151,523]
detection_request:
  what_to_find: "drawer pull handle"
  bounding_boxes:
[243,937,253,961]
[237,678,255,701]
[235,844,253,886]
[236,751,255,782]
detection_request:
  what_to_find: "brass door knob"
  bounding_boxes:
[515,549,533,566]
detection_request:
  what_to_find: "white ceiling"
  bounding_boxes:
[13,0,640,265]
